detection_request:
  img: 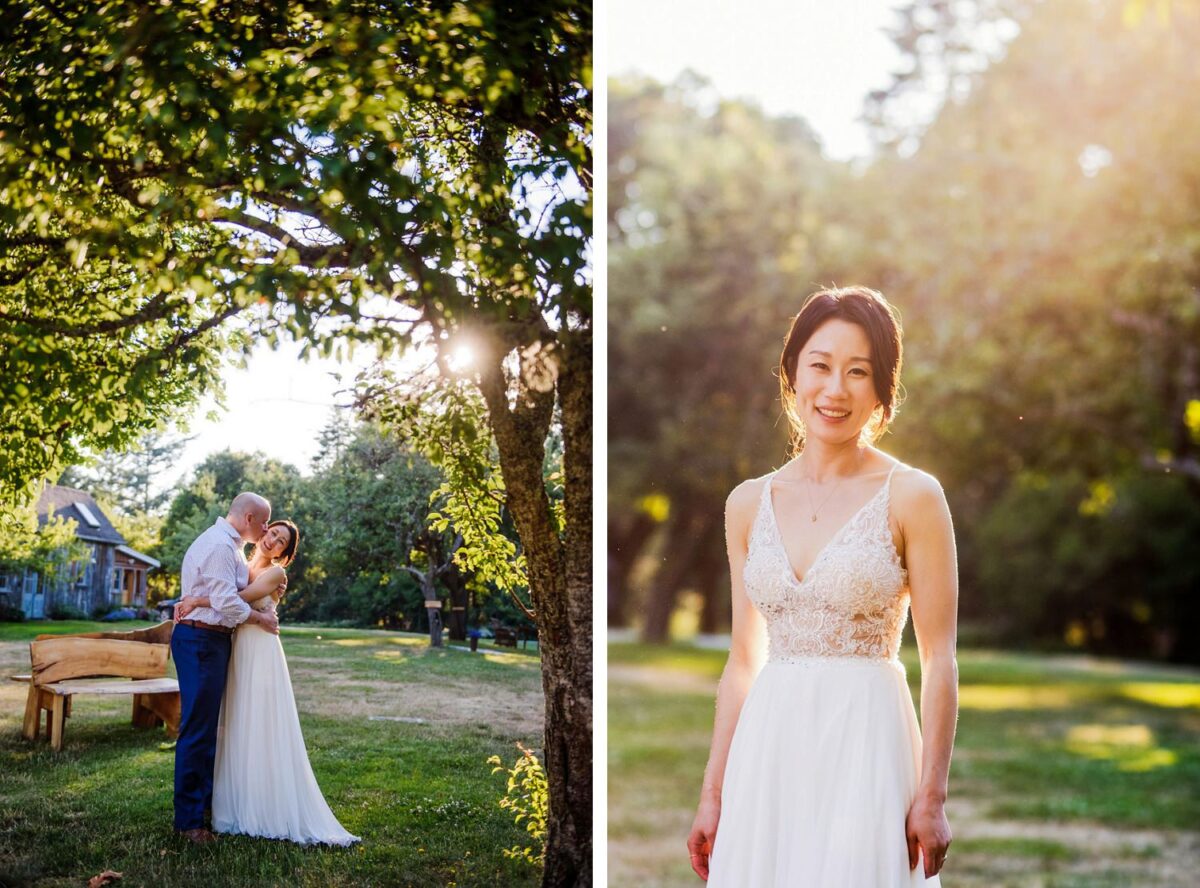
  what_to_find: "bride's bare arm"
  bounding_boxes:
[176,566,287,618]
[897,469,959,879]
[686,479,769,881]
[240,565,288,603]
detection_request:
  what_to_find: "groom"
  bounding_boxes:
[171,492,281,844]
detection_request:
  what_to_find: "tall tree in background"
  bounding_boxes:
[608,0,1200,661]
[58,429,192,514]
[608,76,840,640]
[1,5,591,879]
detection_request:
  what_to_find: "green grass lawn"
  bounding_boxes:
[0,620,545,887]
[610,642,1200,888]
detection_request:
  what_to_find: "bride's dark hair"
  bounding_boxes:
[264,519,300,567]
[778,285,904,456]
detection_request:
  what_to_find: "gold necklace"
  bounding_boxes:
[800,453,862,522]
[803,474,844,522]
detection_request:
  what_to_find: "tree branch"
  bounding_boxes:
[0,292,175,337]
[210,208,356,267]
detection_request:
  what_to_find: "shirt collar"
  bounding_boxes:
[215,516,242,543]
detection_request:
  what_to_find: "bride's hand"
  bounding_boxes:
[174,598,198,621]
[905,795,952,878]
[686,793,720,881]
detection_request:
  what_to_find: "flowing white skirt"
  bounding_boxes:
[212,623,359,846]
[708,658,939,887]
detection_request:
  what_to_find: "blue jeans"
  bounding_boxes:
[171,623,232,831]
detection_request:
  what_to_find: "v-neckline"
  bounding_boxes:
[765,471,891,587]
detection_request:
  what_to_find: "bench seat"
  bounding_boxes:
[19,624,181,751]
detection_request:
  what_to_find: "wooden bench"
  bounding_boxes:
[494,627,518,648]
[18,621,181,751]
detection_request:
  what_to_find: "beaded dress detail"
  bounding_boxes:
[707,461,940,887]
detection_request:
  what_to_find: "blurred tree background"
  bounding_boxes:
[609,0,1200,663]
[51,414,537,642]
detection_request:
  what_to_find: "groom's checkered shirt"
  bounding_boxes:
[179,517,252,628]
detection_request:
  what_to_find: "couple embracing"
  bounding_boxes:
[170,492,358,847]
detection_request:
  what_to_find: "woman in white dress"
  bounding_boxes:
[686,286,959,886]
[176,520,359,846]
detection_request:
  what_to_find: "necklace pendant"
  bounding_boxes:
[811,515,818,522]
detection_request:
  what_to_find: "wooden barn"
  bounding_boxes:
[0,485,159,619]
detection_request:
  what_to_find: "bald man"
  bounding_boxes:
[171,492,280,844]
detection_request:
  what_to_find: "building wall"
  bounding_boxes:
[4,543,154,619]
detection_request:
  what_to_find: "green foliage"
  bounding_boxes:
[488,743,549,866]
[0,1,590,529]
[0,603,24,623]
[59,429,192,516]
[46,602,88,621]
[362,372,539,616]
[284,419,450,628]
[0,508,89,586]
[978,471,1200,656]
[158,449,307,584]
[609,1,1200,660]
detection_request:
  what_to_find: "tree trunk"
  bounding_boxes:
[403,566,444,648]
[477,326,592,888]
[697,518,728,635]
[446,564,469,641]
[607,511,656,627]
[641,506,715,643]
[426,599,443,647]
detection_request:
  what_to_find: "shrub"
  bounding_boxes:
[47,603,87,621]
[0,603,25,622]
[487,743,548,866]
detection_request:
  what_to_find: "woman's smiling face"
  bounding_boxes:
[259,524,291,560]
[791,318,881,445]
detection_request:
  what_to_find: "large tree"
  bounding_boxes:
[0,3,591,881]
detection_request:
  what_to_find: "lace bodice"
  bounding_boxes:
[744,464,910,662]
[250,590,277,614]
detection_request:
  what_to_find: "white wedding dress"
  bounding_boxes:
[708,463,939,886]
[212,596,359,845]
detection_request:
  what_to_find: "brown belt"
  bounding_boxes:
[177,619,234,636]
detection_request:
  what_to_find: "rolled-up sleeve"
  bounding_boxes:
[197,545,252,624]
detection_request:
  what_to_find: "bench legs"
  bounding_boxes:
[49,695,66,752]
[133,692,181,738]
[22,684,39,740]
[24,686,69,743]
[22,688,180,751]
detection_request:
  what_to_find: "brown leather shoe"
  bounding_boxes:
[177,828,217,845]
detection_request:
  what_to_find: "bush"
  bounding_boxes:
[47,603,87,621]
[487,743,548,866]
[101,607,138,622]
[0,602,26,622]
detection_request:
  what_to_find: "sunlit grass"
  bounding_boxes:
[0,625,544,887]
[1119,682,1200,708]
[958,684,1079,710]
[609,642,1200,887]
[1065,724,1178,772]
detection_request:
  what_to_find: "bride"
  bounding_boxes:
[176,520,359,846]
[686,286,958,885]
